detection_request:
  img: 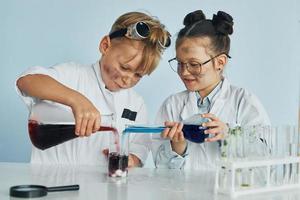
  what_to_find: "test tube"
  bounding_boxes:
[235,168,242,189]
[289,126,298,157]
[220,138,229,159]
[219,166,228,190]
[236,131,244,159]
[289,125,298,184]
[241,168,253,188]
[263,126,272,158]
[270,127,279,158]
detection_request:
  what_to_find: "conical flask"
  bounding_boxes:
[28,102,116,150]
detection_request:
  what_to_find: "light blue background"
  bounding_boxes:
[1,0,299,164]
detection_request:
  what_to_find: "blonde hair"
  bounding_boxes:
[110,12,170,75]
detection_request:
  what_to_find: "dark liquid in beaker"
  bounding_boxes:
[182,124,208,143]
[28,120,117,150]
[108,152,128,177]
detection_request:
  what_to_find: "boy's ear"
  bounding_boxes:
[99,36,111,54]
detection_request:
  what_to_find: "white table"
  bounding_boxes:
[1,162,300,200]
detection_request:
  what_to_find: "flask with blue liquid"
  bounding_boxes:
[123,114,209,143]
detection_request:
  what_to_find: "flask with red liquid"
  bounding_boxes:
[27,102,116,150]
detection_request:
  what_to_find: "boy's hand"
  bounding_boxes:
[70,94,101,137]
[103,150,141,168]
[128,154,141,168]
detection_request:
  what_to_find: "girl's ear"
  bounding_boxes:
[99,36,111,55]
[214,54,228,72]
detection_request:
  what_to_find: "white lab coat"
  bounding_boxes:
[16,61,150,165]
[152,78,271,170]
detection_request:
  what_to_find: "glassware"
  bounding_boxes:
[218,166,228,190]
[28,101,116,150]
[124,114,210,143]
[241,168,253,188]
[123,124,208,143]
[108,132,129,178]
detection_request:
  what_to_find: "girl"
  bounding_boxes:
[16,11,170,166]
[152,10,270,170]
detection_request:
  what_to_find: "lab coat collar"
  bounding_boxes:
[93,61,107,91]
[195,80,222,106]
[209,77,229,116]
[180,92,199,121]
[180,77,230,120]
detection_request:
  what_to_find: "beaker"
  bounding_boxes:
[28,101,116,150]
[108,131,129,178]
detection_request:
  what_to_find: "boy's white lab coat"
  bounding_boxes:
[16,61,150,165]
[152,78,271,170]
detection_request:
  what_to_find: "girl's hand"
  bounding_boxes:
[201,113,229,142]
[70,95,101,137]
[161,121,187,155]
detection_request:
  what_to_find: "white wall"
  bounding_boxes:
[0,0,299,163]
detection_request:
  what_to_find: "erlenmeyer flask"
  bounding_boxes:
[27,102,116,150]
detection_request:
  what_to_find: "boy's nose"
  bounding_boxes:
[121,76,132,87]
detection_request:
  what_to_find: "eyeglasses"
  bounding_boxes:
[168,53,231,75]
[109,21,171,49]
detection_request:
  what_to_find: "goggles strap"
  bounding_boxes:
[109,28,127,40]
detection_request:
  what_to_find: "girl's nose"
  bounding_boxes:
[180,65,190,76]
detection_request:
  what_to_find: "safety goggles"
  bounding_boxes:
[109,21,171,49]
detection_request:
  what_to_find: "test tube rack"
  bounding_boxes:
[215,156,300,198]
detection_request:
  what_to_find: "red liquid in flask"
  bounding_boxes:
[28,120,118,150]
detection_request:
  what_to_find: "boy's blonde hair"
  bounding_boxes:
[110,12,170,75]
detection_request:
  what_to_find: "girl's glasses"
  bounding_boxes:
[168,53,231,75]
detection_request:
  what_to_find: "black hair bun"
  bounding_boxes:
[212,11,234,35]
[183,10,206,27]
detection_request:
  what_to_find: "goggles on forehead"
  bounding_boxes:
[109,21,171,49]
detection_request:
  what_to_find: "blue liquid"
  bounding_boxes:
[182,124,208,143]
[123,124,208,143]
[123,126,165,133]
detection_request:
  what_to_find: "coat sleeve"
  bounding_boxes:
[15,63,80,110]
[237,93,271,126]
[233,92,272,158]
[151,97,188,169]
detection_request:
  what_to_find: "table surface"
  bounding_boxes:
[1,162,300,200]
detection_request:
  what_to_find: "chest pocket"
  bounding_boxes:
[121,108,137,121]
[121,108,138,126]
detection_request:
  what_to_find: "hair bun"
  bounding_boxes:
[212,11,234,35]
[183,10,206,27]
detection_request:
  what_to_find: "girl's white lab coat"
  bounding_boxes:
[16,61,150,165]
[152,78,271,170]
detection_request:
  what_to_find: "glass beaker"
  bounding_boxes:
[108,132,129,178]
[28,101,116,150]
